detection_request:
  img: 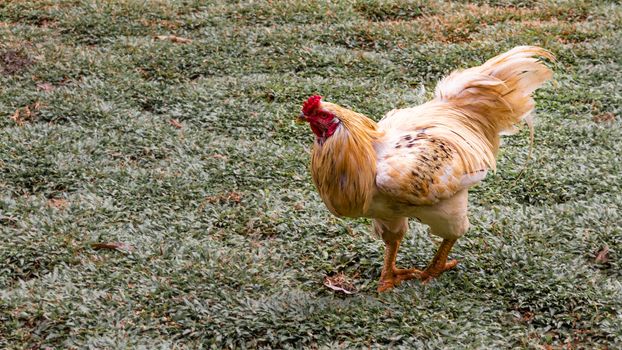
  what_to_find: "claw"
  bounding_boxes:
[421,259,459,284]
[377,279,396,293]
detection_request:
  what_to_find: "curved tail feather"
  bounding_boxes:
[434,46,554,160]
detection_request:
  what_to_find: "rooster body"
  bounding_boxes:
[300,46,554,292]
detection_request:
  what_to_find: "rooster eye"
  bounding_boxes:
[318,111,334,120]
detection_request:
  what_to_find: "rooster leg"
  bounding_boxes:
[420,238,459,284]
[377,240,423,292]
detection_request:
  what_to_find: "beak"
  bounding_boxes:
[296,112,307,124]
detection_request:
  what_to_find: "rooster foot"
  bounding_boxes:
[377,268,423,292]
[420,259,459,284]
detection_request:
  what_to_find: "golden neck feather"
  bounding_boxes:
[310,103,382,217]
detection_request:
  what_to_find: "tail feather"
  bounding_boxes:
[434,46,554,157]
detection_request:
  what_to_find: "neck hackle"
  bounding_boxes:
[310,103,381,217]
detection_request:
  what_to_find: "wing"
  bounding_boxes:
[375,129,487,206]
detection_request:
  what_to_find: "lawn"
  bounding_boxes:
[0,0,621,348]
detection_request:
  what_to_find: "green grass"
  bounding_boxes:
[1,0,621,348]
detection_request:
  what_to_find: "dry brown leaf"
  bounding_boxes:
[210,154,227,160]
[197,191,242,211]
[9,102,41,126]
[204,191,242,204]
[169,118,183,129]
[91,242,134,252]
[592,112,616,124]
[595,245,609,264]
[9,109,22,125]
[520,310,535,323]
[155,35,192,44]
[37,83,54,91]
[227,192,242,203]
[48,198,68,210]
[323,272,357,294]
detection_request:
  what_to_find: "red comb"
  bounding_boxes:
[302,95,322,115]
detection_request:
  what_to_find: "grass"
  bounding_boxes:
[1,0,621,348]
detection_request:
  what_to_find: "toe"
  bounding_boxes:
[445,259,459,270]
[394,268,423,277]
[377,279,395,292]
[420,260,459,285]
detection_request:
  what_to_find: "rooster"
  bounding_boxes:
[298,46,554,292]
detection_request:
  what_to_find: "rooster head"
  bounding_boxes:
[299,95,341,142]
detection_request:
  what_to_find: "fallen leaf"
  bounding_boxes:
[48,198,68,210]
[169,118,183,129]
[23,105,31,118]
[323,272,357,294]
[346,225,355,236]
[8,102,41,126]
[518,310,534,323]
[91,242,134,252]
[210,154,227,160]
[592,112,616,124]
[9,109,22,125]
[155,35,192,44]
[595,245,609,264]
[197,191,242,211]
[227,192,242,203]
[37,83,54,91]
[205,191,242,204]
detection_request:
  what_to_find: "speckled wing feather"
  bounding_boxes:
[375,128,487,206]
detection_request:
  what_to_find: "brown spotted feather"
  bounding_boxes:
[376,130,473,206]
